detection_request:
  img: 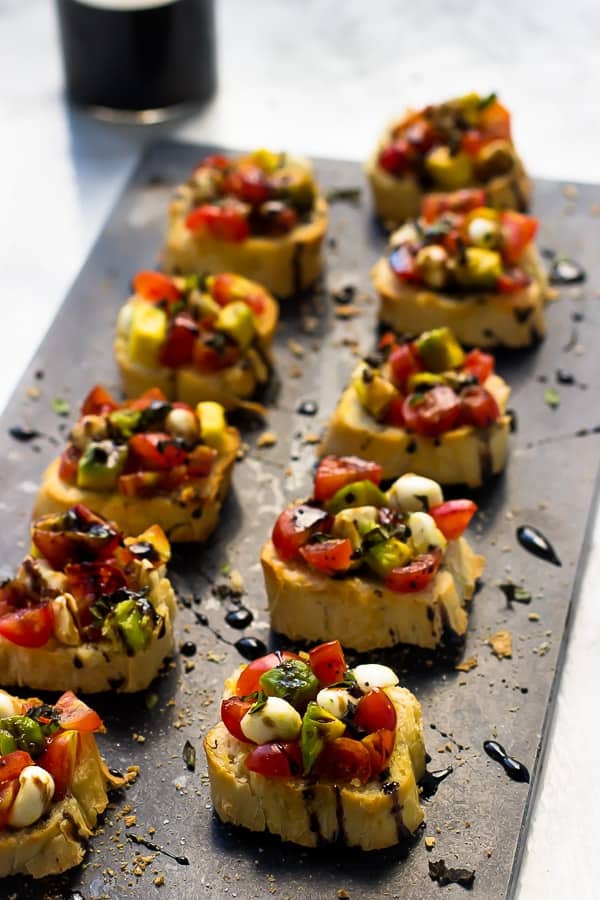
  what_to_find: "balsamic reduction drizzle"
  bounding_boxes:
[235,636,267,660]
[225,607,254,629]
[516,525,562,566]
[483,740,530,783]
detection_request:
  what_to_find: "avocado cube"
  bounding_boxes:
[416,327,465,372]
[77,441,128,491]
[352,366,399,421]
[365,538,412,578]
[425,147,473,190]
[454,248,502,289]
[332,506,379,551]
[326,480,388,515]
[127,302,168,367]
[196,401,227,451]
[215,301,256,350]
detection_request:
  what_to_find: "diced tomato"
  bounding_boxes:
[308,640,347,686]
[81,385,119,417]
[354,689,397,733]
[429,499,478,540]
[32,506,121,568]
[403,119,437,154]
[459,385,500,428]
[260,203,298,236]
[460,128,486,158]
[479,99,511,141]
[221,697,254,742]
[383,394,406,428]
[314,456,383,503]
[271,505,332,561]
[224,165,272,205]
[159,314,198,368]
[362,728,395,777]
[58,445,82,484]
[235,651,301,697]
[378,139,413,177]
[208,273,267,316]
[402,385,462,437]
[37,731,78,800]
[497,269,531,293]
[185,203,250,242]
[54,691,104,733]
[245,741,303,778]
[315,737,372,784]
[129,432,188,471]
[500,211,538,265]
[133,271,180,304]
[192,339,241,373]
[421,188,487,224]
[378,332,397,352]
[0,750,34,785]
[463,348,495,384]
[385,549,442,593]
[197,153,230,171]
[65,561,126,624]
[0,588,54,648]
[389,245,420,283]
[0,779,19,830]
[388,342,423,390]
[118,466,188,497]
[299,539,353,575]
[186,445,217,477]
[128,387,168,410]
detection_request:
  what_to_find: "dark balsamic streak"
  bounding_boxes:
[516,525,562,566]
[193,611,234,647]
[420,766,453,799]
[9,426,41,443]
[225,607,253,629]
[333,785,347,843]
[127,832,189,865]
[235,636,267,660]
[483,740,530,783]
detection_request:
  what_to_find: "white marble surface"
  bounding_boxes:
[1,1,600,896]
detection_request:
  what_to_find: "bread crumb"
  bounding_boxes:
[124,815,137,827]
[132,733,146,743]
[154,874,165,886]
[229,569,245,594]
[303,433,320,445]
[287,339,304,357]
[455,656,478,672]
[425,837,436,850]
[257,431,278,448]
[335,305,361,319]
[26,386,41,399]
[487,630,512,659]
[528,612,540,621]
[337,890,350,899]
[289,366,303,378]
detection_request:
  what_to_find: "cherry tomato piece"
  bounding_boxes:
[313,456,383,503]
[159,313,199,368]
[378,139,413,176]
[245,741,303,778]
[315,737,372,784]
[421,188,487,224]
[129,433,188,471]
[463,348,495,384]
[185,203,250,242]
[224,165,272,205]
[0,750,34,785]
[479,99,511,141]
[58,445,82,484]
[459,385,500,428]
[500,211,538,265]
[37,730,78,800]
[235,651,301,697]
[271,505,332,561]
[118,467,188,497]
[388,342,423,390]
[309,640,347,686]
[429,499,478,540]
[196,153,231,171]
[299,538,353,575]
[354,689,397,733]
[192,339,241,373]
[362,728,395,777]
[186,445,217,477]
[0,593,54,649]
[385,549,442,593]
[389,245,420,284]
[402,385,462,437]
[496,269,531,294]
[65,561,126,625]
[460,128,485,158]
[208,273,266,316]
[221,697,254,742]
[384,394,406,427]
[32,506,121,568]
[81,385,120,416]
[54,691,104,733]
[133,271,180,304]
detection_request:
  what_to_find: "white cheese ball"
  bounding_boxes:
[240,697,302,744]
[407,511,447,554]
[386,473,444,513]
[352,664,399,693]
[165,407,199,443]
[8,766,55,828]
[316,688,354,720]
[0,690,18,717]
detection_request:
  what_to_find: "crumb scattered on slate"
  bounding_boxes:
[488,630,513,659]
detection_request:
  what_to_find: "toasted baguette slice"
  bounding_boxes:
[372,245,548,348]
[205,668,426,850]
[320,373,510,486]
[163,193,328,299]
[0,726,128,878]
[32,426,239,543]
[261,537,484,651]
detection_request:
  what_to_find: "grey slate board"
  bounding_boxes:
[1,142,599,899]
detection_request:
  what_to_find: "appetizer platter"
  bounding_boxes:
[0,139,598,898]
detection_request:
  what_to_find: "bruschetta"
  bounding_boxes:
[115,270,279,411]
[261,458,485,651]
[204,642,426,849]
[320,328,510,486]
[0,504,176,693]
[33,385,240,543]
[162,149,328,298]
[371,203,548,347]
[366,92,530,226]
[0,689,129,878]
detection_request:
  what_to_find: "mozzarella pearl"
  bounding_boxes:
[407,511,447,554]
[240,697,302,744]
[352,664,399,694]
[386,473,444,514]
[0,691,18,717]
[8,766,55,828]
[316,688,354,720]
[165,408,199,443]
[467,216,498,248]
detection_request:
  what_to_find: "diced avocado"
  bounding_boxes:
[196,401,227,451]
[416,327,465,372]
[301,702,346,775]
[352,366,399,421]
[326,480,388,515]
[0,729,17,755]
[109,598,153,654]
[260,659,319,711]
[250,148,280,173]
[77,441,128,492]
[456,92,482,126]
[332,506,379,551]
[406,372,446,393]
[365,537,412,578]
[272,163,316,211]
[189,289,221,319]
[0,716,45,755]
[108,408,142,439]
[454,247,502,289]
[215,301,256,350]
[127,302,168,367]
[425,147,473,189]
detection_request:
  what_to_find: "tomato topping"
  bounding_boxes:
[354,689,397,733]
[128,387,168,410]
[299,538,353,575]
[308,640,347,686]
[314,456,383,503]
[54,691,104,732]
[315,737,372,784]
[65,561,126,625]
[389,245,420,283]
[185,203,250,242]
[0,586,54,648]
[221,697,254,742]
[271,505,332,561]
[463,348,495,384]
[0,750,34,785]
[159,313,199,368]
[245,741,303,778]
[197,153,230,171]
[81,385,119,417]
[383,394,406,428]
[224,165,272,205]
[362,728,395,777]
[402,385,462,437]
[378,139,413,177]
[192,338,241,373]
[459,385,500,428]
[209,273,267,316]
[37,731,78,800]
[479,99,511,141]
[58,445,82,484]
[118,467,188,497]
[388,342,423,390]
[421,188,487,224]
[404,119,437,154]
[129,433,188,471]
[429,499,478,540]
[500,211,537,265]
[496,268,531,294]
[460,129,485,158]
[235,651,301,697]
[133,271,180,304]
[32,506,121,569]
[385,549,442,593]
[186,445,218,477]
